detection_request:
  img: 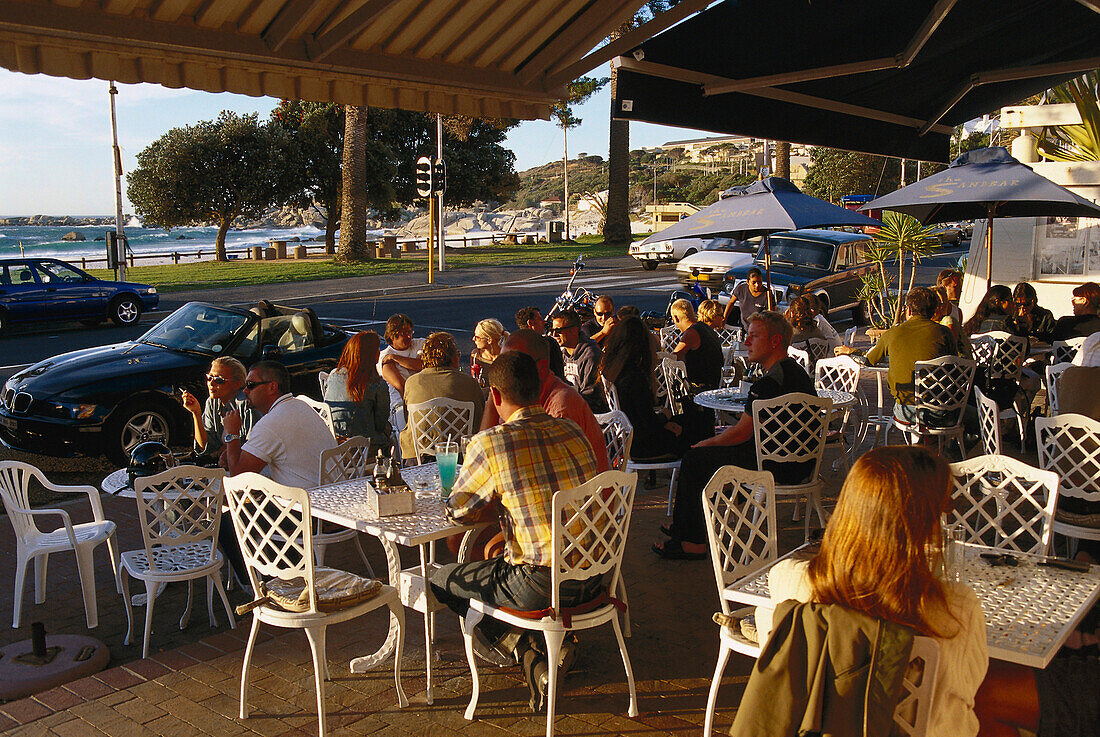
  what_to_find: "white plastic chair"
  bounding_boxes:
[752,392,832,541]
[0,460,121,629]
[120,466,234,658]
[894,356,976,459]
[1052,336,1086,365]
[971,331,1029,443]
[223,473,407,737]
[786,345,811,374]
[295,394,336,438]
[974,385,1003,456]
[659,325,682,353]
[595,410,633,471]
[1044,361,1073,416]
[813,356,863,470]
[948,454,1058,555]
[701,467,777,737]
[1036,414,1100,553]
[317,370,330,395]
[406,397,476,464]
[600,375,620,413]
[460,470,639,737]
[315,436,376,575]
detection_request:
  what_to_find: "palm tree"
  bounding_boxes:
[603,24,633,245]
[338,105,369,263]
[774,141,790,179]
[870,211,940,325]
[1037,70,1100,162]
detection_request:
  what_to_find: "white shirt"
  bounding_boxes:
[240,394,336,489]
[813,313,842,350]
[378,338,425,404]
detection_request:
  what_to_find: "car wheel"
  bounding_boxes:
[110,295,142,326]
[853,300,872,326]
[642,261,658,271]
[682,249,697,258]
[107,403,173,466]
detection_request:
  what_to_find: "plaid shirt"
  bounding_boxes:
[447,405,598,567]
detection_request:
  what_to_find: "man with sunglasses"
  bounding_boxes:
[180,356,257,463]
[551,310,606,413]
[582,295,617,347]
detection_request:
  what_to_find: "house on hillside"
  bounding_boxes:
[645,202,700,231]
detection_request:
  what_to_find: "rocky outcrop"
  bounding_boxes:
[61,231,86,241]
[0,215,130,227]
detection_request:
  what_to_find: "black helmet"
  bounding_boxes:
[127,441,177,487]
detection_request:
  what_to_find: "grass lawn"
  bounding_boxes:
[87,237,629,292]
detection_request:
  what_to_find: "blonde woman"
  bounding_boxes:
[697,299,726,331]
[470,318,505,385]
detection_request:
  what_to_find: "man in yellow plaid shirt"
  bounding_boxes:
[430,351,602,711]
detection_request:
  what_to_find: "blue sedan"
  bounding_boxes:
[0,258,158,333]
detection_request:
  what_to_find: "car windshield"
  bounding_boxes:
[703,237,754,252]
[137,303,249,355]
[756,237,833,269]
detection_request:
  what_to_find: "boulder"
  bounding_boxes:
[61,231,85,241]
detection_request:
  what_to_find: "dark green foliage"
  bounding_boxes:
[802,148,901,203]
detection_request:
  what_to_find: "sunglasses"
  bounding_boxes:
[244,379,273,391]
[205,374,229,385]
[595,311,613,317]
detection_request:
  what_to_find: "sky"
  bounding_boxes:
[0,69,707,217]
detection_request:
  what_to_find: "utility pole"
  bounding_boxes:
[436,114,445,272]
[563,126,570,241]
[108,81,126,281]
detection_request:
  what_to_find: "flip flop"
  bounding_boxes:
[652,540,707,560]
[659,524,674,537]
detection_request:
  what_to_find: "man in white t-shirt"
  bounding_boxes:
[377,313,425,404]
[223,360,336,489]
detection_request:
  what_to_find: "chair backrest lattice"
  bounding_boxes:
[1044,361,1073,416]
[910,356,977,426]
[814,356,861,395]
[752,393,831,486]
[970,331,1026,381]
[702,467,777,615]
[654,351,673,407]
[595,410,633,471]
[974,386,1003,457]
[600,376,621,413]
[662,358,691,415]
[550,470,637,613]
[1036,414,1100,504]
[1052,336,1086,365]
[716,326,742,350]
[319,436,375,485]
[223,473,316,609]
[892,636,940,737]
[787,346,811,374]
[134,466,226,569]
[793,338,831,370]
[295,395,336,438]
[407,397,475,463]
[318,370,330,395]
[949,454,1058,555]
[659,325,682,354]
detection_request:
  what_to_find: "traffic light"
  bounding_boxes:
[415,156,432,198]
[432,158,446,195]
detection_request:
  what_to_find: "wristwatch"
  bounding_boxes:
[223,433,239,443]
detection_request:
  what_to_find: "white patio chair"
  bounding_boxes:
[626,357,686,514]
[701,467,777,737]
[752,392,832,541]
[295,394,336,438]
[894,356,976,459]
[792,338,830,372]
[659,325,682,353]
[1044,361,1073,416]
[974,385,1003,456]
[970,331,1029,443]
[600,375,621,413]
[406,397,476,464]
[1036,414,1100,554]
[654,351,673,409]
[716,325,742,350]
[120,466,234,658]
[1052,336,1086,365]
[786,345,811,374]
[948,454,1058,556]
[0,460,121,629]
[223,473,407,737]
[460,470,638,737]
[317,370,330,395]
[315,436,376,575]
[595,410,633,472]
[813,355,863,470]
[892,637,940,737]
[843,326,858,347]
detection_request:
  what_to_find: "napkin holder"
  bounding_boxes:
[368,481,416,517]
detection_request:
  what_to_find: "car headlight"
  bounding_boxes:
[56,402,100,420]
[142,287,157,295]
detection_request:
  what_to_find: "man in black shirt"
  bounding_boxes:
[654,310,816,559]
[1053,282,1100,341]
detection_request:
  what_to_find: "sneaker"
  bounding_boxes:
[471,627,516,667]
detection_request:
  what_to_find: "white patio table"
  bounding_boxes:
[307,462,489,704]
[725,542,1100,668]
[694,387,854,414]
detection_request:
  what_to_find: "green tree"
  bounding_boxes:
[127,111,294,261]
[862,211,940,327]
[1037,70,1100,161]
[802,148,900,202]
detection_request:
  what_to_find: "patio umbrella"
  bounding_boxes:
[862,147,1100,282]
[641,177,881,305]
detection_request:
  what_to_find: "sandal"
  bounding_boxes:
[652,539,707,560]
[659,524,674,537]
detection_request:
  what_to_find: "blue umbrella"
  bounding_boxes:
[863,147,1100,281]
[640,177,881,304]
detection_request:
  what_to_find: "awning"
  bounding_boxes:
[0,0,659,119]
[612,0,1100,162]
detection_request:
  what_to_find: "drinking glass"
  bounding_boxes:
[942,524,966,584]
[436,441,459,501]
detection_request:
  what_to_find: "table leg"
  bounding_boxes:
[350,537,402,674]
[420,543,434,705]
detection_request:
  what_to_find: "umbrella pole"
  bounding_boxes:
[985,203,995,285]
[763,233,775,310]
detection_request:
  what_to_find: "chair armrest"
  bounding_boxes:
[24,507,79,547]
[38,480,107,520]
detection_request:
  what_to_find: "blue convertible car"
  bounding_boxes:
[0,301,350,464]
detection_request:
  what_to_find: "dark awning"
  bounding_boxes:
[612,0,1100,162]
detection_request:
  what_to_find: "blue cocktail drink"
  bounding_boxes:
[436,441,459,501]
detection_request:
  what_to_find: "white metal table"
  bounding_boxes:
[307,463,487,703]
[726,543,1100,668]
[694,387,854,414]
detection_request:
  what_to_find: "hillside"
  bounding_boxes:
[507,150,756,212]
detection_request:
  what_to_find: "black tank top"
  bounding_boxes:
[683,322,723,390]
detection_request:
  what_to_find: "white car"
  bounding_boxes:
[629,236,719,270]
[675,237,756,296]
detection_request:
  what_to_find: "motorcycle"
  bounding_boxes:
[546,255,596,323]
[642,270,710,329]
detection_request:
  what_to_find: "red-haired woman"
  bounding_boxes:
[324,331,391,448]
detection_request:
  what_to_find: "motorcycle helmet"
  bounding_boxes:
[127,441,178,487]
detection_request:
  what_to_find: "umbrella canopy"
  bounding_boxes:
[863,147,1100,281]
[643,176,880,244]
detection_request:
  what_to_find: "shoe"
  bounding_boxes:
[519,643,548,713]
[652,540,707,560]
[659,524,674,537]
[471,627,516,667]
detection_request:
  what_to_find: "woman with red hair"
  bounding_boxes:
[324,330,391,448]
